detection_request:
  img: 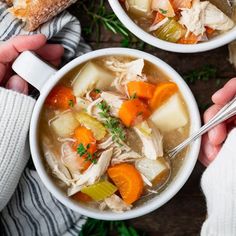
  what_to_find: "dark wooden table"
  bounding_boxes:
[69,2,236,235]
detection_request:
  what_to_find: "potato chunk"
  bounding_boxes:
[72,62,114,97]
[135,157,170,183]
[126,0,152,15]
[51,112,79,137]
[150,94,188,133]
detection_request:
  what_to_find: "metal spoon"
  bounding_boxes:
[168,96,236,159]
[208,0,233,16]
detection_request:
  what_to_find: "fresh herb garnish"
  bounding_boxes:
[184,65,217,84]
[159,8,167,14]
[94,89,101,94]
[77,143,98,164]
[73,0,145,49]
[130,93,137,99]
[79,218,146,236]
[97,101,126,145]
[68,99,74,107]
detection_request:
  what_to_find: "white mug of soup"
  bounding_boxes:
[12,48,201,220]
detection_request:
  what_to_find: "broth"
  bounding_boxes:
[38,56,190,212]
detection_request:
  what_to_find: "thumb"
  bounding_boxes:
[6,75,28,95]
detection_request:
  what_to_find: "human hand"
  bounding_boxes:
[199,78,236,167]
[0,34,64,95]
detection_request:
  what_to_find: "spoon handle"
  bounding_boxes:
[168,96,236,159]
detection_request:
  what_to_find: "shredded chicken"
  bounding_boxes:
[42,138,73,186]
[100,91,126,117]
[179,0,234,36]
[149,17,169,32]
[87,97,103,119]
[105,58,146,95]
[133,120,163,160]
[67,148,113,196]
[104,194,131,213]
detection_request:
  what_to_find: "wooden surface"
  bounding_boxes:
[69,2,236,236]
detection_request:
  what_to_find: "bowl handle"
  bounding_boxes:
[12,51,57,92]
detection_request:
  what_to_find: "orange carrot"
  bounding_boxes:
[73,126,97,154]
[127,81,156,99]
[119,98,150,127]
[73,126,97,171]
[72,192,92,202]
[171,0,192,11]
[152,11,165,25]
[107,163,144,205]
[46,85,76,110]
[205,26,215,37]
[149,82,178,110]
[178,33,198,44]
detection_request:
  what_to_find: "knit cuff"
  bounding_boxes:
[0,88,35,210]
[201,129,236,236]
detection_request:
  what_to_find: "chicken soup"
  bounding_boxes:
[120,0,235,44]
[39,56,190,212]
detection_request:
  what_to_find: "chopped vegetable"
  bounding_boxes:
[75,111,107,140]
[51,112,79,137]
[126,0,152,15]
[178,32,198,44]
[171,0,192,11]
[152,11,165,25]
[74,126,97,160]
[151,0,175,17]
[127,81,156,99]
[97,101,126,145]
[150,94,188,132]
[81,180,117,201]
[108,163,144,204]
[154,19,185,43]
[135,157,170,182]
[149,81,178,110]
[205,26,215,37]
[72,192,92,202]
[46,85,76,110]
[118,98,150,127]
[89,89,101,100]
[72,62,114,97]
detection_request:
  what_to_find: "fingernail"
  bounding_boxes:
[6,77,25,93]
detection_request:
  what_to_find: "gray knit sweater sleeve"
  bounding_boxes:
[0,88,35,210]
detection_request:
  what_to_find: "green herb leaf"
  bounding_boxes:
[159,8,167,14]
[184,65,217,84]
[77,143,98,164]
[97,101,126,145]
[130,93,137,99]
[68,99,74,107]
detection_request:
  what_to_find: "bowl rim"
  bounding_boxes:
[108,0,236,53]
[30,48,201,220]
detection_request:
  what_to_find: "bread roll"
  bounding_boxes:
[6,0,77,31]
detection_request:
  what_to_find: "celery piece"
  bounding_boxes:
[155,19,184,43]
[81,181,117,201]
[75,112,107,140]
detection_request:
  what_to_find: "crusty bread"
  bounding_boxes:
[7,0,77,31]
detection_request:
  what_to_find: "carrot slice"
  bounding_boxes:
[73,126,97,154]
[46,85,76,110]
[149,82,178,110]
[107,163,144,204]
[152,11,165,25]
[72,192,92,202]
[73,126,97,171]
[178,33,198,44]
[119,98,150,127]
[205,26,215,37]
[127,81,156,99]
[171,0,192,11]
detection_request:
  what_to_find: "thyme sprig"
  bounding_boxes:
[97,101,126,145]
[74,0,145,49]
[184,65,217,84]
[77,143,98,164]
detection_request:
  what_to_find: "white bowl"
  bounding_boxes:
[13,48,201,220]
[108,0,236,53]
